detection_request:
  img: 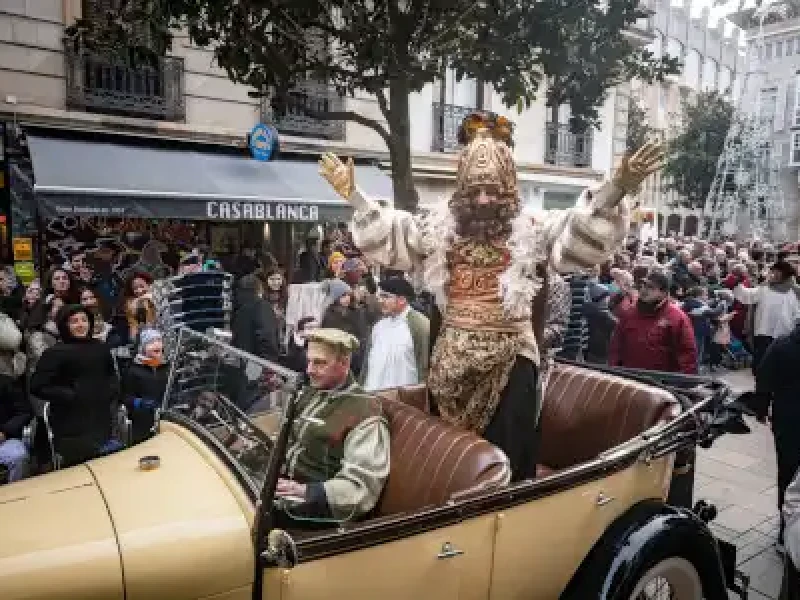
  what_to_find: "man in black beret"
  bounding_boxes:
[360,276,429,392]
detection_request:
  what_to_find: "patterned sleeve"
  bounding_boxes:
[538,180,630,272]
[348,188,425,272]
[543,272,571,350]
[321,415,391,521]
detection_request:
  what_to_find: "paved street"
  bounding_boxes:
[698,370,784,599]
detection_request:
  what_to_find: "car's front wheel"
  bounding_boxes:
[628,557,704,600]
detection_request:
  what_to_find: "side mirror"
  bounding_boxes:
[262,529,298,568]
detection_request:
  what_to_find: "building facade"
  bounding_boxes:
[743,15,800,239]
[631,0,744,238]
[0,0,645,273]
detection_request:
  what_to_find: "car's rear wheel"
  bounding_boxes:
[628,557,703,600]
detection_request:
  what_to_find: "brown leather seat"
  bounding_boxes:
[537,363,679,477]
[374,394,510,516]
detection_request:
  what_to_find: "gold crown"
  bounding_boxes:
[454,128,518,196]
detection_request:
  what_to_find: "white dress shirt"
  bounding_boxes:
[364,306,418,392]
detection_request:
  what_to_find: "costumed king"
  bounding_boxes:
[319,112,663,481]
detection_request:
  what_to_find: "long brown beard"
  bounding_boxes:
[450,197,517,241]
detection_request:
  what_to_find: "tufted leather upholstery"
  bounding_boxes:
[537,363,679,474]
[374,394,510,516]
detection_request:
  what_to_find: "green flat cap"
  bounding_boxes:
[306,328,360,353]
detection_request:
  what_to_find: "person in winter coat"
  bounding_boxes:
[30,304,119,468]
[25,295,63,375]
[0,267,24,323]
[756,319,800,549]
[232,274,280,361]
[44,267,79,305]
[0,315,31,482]
[682,286,725,371]
[723,264,751,345]
[609,271,698,374]
[18,278,42,332]
[582,282,617,365]
[284,316,319,374]
[321,279,369,375]
[123,328,168,444]
[79,286,119,345]
[783,465,800,599]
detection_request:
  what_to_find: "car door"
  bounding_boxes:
[487,464,667,599]
[262,514,496,600]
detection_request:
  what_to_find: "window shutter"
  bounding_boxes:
[775,82,787,132]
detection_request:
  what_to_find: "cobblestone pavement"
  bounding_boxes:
[699,370,784,599]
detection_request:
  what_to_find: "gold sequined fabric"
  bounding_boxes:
[428,325,521,434]
[429,237,525,433]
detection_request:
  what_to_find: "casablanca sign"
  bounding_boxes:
[206,201,320,221]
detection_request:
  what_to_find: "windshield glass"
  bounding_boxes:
[162,327,301,492]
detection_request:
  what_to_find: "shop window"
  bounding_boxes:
[765,42,773,60]
[789,38,795,56]
[776,40,784,59]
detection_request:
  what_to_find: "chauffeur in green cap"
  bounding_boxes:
[275,328,390,523]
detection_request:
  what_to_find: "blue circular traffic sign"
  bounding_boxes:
[249,123,276,161]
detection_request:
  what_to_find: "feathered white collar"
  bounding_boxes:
[416,202,547,319]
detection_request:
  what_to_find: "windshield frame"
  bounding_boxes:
[158,327,303,506]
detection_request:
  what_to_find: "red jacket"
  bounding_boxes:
[722,273,750,340]
[608,299,698,374]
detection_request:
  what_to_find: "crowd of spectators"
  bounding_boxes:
[0,228,798,503]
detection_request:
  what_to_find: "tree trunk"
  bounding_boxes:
[386,77,419,213]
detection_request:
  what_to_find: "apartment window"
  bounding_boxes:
[795,75,800,127]
[791,132,800,166]
[777,40,784,59]
[766,42,773,59]
[760,88,778,128]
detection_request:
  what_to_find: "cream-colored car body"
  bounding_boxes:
[266,456,672,600]
[0,416,671,600]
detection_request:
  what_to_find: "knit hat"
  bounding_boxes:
[138,327,162,353]
[328,251,346,271]
[326,278,352,303]
[588,282,610,302]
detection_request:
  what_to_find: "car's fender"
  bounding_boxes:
[560,499,728,600]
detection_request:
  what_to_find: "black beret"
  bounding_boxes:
[770,261,796,279]
[379,277,415,301]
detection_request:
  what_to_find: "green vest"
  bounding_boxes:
[286,377,385,483]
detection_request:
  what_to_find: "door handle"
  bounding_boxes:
[437,542,465,560]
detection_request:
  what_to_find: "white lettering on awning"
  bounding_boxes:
[204,202,328,221]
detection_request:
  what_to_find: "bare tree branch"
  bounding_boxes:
[305,107,391,147]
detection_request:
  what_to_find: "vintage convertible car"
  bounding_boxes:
[0,329,750,600]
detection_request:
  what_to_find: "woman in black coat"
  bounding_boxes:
[30,304,119,467]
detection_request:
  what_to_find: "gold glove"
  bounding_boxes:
[319,152,355,200]
[611,139,665,197]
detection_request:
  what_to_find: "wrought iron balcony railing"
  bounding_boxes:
[544,122,593,168]
[260,81,345,141]
[432,102,475,152]
[65,45,185,122]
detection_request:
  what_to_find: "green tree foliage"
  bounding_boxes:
[68,0,680,211]
[626,94,656,154]
[662,90,734,210]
